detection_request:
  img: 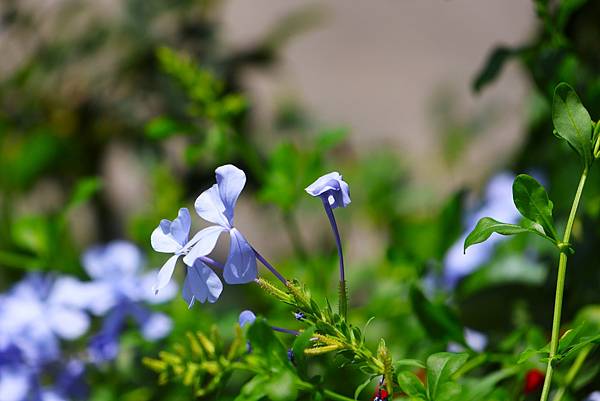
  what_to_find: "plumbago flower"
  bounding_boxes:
[305,171,351,209]
[152,164,261,306]
[306,171,351,318]
[82,241,175,362]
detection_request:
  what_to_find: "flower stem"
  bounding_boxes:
[253,248,288,285]
[271,326,299,336]
[540,168,588,401]
[321,197,348,319]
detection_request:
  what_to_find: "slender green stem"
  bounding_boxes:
[540,168,588,401]
[551,344,593,401]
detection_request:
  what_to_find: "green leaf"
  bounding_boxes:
[354,375,376,400]
[552,83,593,167]
[235,375,269,401]
[472,46,523,92]
[426,352,469,401]
[397,371,426,399]
[291,326,316,378]
[458,369,516,401]
[247,319,289,367]
[410,286,465,345]
[464,217,553,252]
[65,177,102,211]
[512,174,558,240]
[264,370,298,401]
[145,117,189,140]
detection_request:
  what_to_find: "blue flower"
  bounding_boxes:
[82,241,175,362]
[238,310,256,328]
[0,274,91,363]
[151,208,223,293]
[305,172,351,209]
[187,164,257,285]
[585,392,600,401]
[0,276,89,401]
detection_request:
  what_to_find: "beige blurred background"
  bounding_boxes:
[222,0,536,189]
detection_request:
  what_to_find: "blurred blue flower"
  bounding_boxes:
[0,274,91,363]
[447,328,488,353]
[0,276,89,401]
[443,172,520,288]
[239,310,256,327]
[305,172,351,209]
[189,164,257,285]
[82,241,175,362]
[585,392,600,401]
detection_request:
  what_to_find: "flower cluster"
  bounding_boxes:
[151,165,282,306]
[150,165,352,309]
[0,241,174,401]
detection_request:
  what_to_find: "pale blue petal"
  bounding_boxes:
[80,282,117,315]
[182,226,226,266]
[150,222,180,253]
[82,241,142,280]
[215,164,246,225]
[0,368,30,401]
[184,261,223,304]
[465,328,488,352]
[41,391,67,401]
[223,229,257,284]
[48,306,90,339]
[305,172,343,196]
[152,254,180,293]
[182,274,195,308]
[48,277,96,310]
[238,310,256,327]
[194,184,230,228]
[141,313,172,340]
[170,208,191,246]
[305,171,351,208]
[585,392,600,401]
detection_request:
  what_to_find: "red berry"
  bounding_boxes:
[372,384,389,401]
[524,369,545,394]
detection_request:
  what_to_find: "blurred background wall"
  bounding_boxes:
[222,0,535,188]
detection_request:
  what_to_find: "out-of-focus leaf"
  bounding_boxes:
[145,117,190,140]
[458,369,516,401]
[409,286,465,345]
[65,177,102,211]
[426,352,468,401]
[247,318,289,367]
[354,375,376,400]
[557,0,589,30]
[235,375,269,401]
[265,370,298,401]
[291,326,316,379]
[473,46,524,92]
[12,216,49,255]
[397,371,426,399]
[458,254,547,297]
[512,174,558,240]
[552,83,593,167]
